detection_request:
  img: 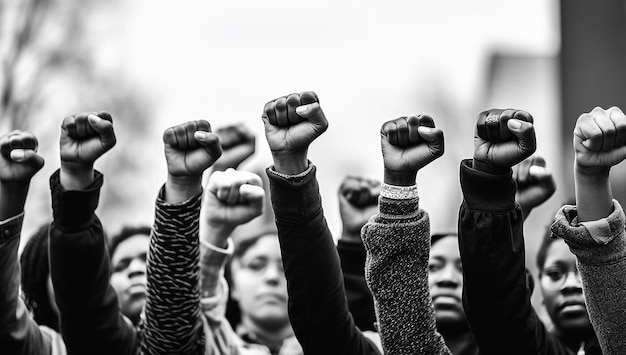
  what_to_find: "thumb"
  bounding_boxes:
[239,184,265,203]
[418,126,445,157]
[507,119,536,156]
[296,103,327,126]
[11,149,45,169]
[195,131,223,156]
[88,114,117,147]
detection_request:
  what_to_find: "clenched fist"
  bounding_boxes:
[212,123,256,171]
[338,175,380,243]
[473,109,536,173]
[513,156,556,220]
[163,120,222,178]
[574,106,626,173]
[380,115,444,186]
[60,112,116,169]
[262,91,328,175]
[0,131,44,184]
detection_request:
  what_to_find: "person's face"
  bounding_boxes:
[231,235,289,331]
[110,234,149,322]
[540,239,591,334]
[428,236,466,328]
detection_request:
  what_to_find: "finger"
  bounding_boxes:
[594,111,616,151]
[10,149,45,170]
[531,156,546,168]
[383,121,399,146]
[578,114,603,151]
[239,184,265,203]
[507,119,536,156]
[396,117,409,147]
[299,91,319,105]
[173,124,187,149]
[226,184,240,205]
[63,115,77,138]
[0,134,10,158]
[516,158,532,185]
[608,107,626,148]
[195,131,222,160]
[20,132,38,151]
[418,114,435,128]
[418,126,445,158]
[97,111,113,123]
[275,97,288,126]
[264,101,278,126]
[286,93,302,124]
[407,115,421,144]
[163,127,177,147]
[529,165,550,179]
[87,114,116,149]
[295,103,328,131]
[486,111,502,141]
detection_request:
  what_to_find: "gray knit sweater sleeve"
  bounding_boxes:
[552,200,626,355]
[361,195,451,355]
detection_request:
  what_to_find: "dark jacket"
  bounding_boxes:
[458,159,601,355]
[266,164,381,355]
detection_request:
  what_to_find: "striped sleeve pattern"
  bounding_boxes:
[140,187,205,355]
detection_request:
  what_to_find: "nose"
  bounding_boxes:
[561,271,582,293]
[127,257,146,279]
[435,264,461,288]
[263,262,283,286]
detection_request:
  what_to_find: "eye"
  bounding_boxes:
[428,260,443,273]
[245,258,268,272]
[544,268,565,282]
[113,258,131,272]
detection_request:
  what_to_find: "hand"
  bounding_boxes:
[60,112,116,171]
[0,131,45,184]
[163,120,222,178]
[338,175,380,243]
[262,91,328,175]
[212,123,256,171]
[473,109,536,174]
[380,115,444,186]
[203,169,265,245]
[574,106,626,175]
[513,156,556,220]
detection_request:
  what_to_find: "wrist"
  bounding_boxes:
[272,151,308,175]
[201,222,234,249]
[60,162,95,190]
[472,158,510,175]
[0,183,29,220]
[383,169,416,186]
[165,174,202,203]
[575,163,610,180]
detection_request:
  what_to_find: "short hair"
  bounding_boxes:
[108,225,152,260]
[431,232,457,246]
[20,223,59,331]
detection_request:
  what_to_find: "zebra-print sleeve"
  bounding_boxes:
[140,186,205,355]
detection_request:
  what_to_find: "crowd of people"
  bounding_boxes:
[1,91,625,355]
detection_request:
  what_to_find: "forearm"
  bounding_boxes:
[48,169,137,355]
[142,186,204,355]
[362,194,449,355]
[267,164,379,355]
[458,159,539,355]
[574,165,612,222]
[0,183,28,220]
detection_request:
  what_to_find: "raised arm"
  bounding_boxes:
[337,176,379,332]
[141,120,222,355]
[199,168,265,353]
[262,91,381,355]
[552,106,626,354]
[48,112,138,355]
[0,131,51,354]
[360,115,449,355]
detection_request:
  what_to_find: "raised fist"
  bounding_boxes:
[60,112,116,167]
[212,123,256,171]
[574,106,626,171]
[262,91,328,173]
[0,131,44,183]
[380,115,444,185]
[163,120,222,177]
[473,109,536,173]
[204,168,265,231]
[339,175,380,241]
[513,156,556,220]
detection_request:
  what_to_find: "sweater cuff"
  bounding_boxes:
[552,200,626,264]
[50,169,103,233]
[266,162,321,224]
[459,159,516,212]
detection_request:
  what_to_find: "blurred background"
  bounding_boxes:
[2,0,626,328]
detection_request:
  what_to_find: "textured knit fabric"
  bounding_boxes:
[361,193,451,355]
[552,200,626,355]
[48,170,138,355]
[0,213,67,355]
[140,186,205,355]
[337,239,377,332]
[458,159,601,355]
[266,164,382,355]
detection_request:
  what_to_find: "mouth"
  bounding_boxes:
[126,284,146,297]
[557,300,587,315]
[432,294,462,305]
[256,293,287,304]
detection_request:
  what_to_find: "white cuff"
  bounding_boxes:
[380,183,418,200]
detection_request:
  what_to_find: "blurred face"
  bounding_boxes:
[428,236,466,329]
[540,239,591,335]
[231,235,289,331]
[110,234,149,322]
